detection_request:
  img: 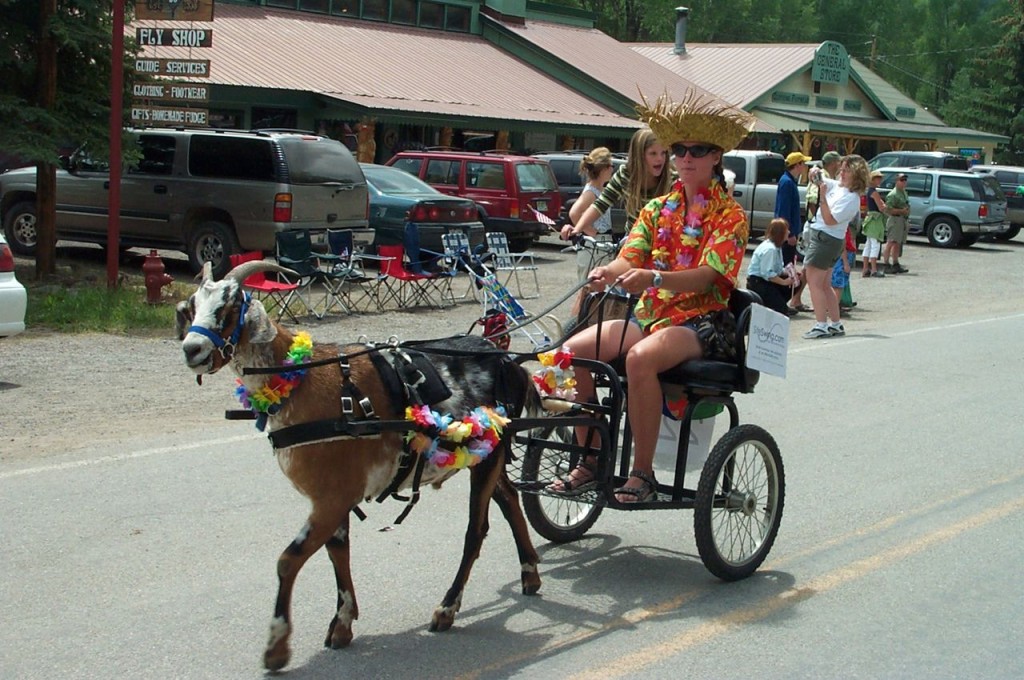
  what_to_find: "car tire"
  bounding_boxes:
[3,201,38,255]
[994,225,1020,241]
[187,220,239,278]
[925,216,962,248]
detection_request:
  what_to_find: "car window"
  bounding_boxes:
[132,134,176,175]
[722,156,746,184]
[903,173,931,197]
[515,163,557,192]
[362,166,435,194]
[937,176,977,201]
[391,157,423,177]
[278,137,361,184]
[548,159,581,187]
[466,161,505,190]
[757,157,785,185]
[871,155,901,169]
[993,170,1020,185]
[189,136,275,181]
[425,159,459,185]
[975,175,1003,200]
[940,157,969,170]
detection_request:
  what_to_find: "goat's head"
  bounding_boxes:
[178,259,296,375]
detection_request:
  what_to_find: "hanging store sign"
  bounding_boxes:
[133,82,210,103]
[136,27,213,47]
[134,0,215,22]
[135,58,211,77]
[130,106,209,126]
[811,41,850,86]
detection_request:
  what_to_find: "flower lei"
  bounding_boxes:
[235,332,313,431]
[531,347,576,400]
[404,405,510,469]
[649,181,708,298]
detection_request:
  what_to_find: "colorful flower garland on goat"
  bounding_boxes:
[236,332,313,431]
[404,404,510,469]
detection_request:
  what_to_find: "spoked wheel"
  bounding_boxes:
[694,424,784,581]
[520,426,603,543]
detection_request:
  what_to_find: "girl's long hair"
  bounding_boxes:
[624,128,671,217]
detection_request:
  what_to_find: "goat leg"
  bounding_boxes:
[324,514,358,649]
[492,466,542,596]
[430,456,501,632]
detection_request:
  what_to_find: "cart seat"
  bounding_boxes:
[658,288,762,395]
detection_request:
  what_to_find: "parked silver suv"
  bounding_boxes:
[969,164,1024,240]
[877,167,1007,248]
[0,128,369,275]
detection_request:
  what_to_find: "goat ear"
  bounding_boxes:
[245,299,278,344]
[175,298,195,340]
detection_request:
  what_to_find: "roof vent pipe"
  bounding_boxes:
[674,7,689,55]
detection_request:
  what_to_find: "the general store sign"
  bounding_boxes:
[133,82,209,103]
[134,0,214,22]
[136,27,212,47]
[130,106,209,126]
[135,58,211,77]
[811,41,850,86]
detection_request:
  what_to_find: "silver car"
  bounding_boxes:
[877,167,1007,248]
[0,232,26,338]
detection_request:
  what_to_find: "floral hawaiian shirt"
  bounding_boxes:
[619,180,749,333]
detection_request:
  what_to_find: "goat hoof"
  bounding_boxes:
[521,571,541,596]
[263,647,291,672]
[429,606,457,632]
[325,622,353,649]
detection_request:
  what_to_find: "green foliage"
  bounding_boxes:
[25,283,178,335]
[0,0,141,166]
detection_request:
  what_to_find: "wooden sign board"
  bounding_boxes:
[130,106,209,127]
[134,0,215,22]
[135,58,211,77]
[133,82,210,103]
[136,27,212,48]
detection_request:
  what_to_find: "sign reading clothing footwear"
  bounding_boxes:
[746,303,789,378]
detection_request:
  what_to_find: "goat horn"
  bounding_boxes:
[227,258,299,283]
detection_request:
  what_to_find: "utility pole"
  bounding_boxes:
[35,0,58,279]
[108,0,125,288]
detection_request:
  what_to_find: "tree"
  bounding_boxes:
[0,0,139,278]
[940,0,1024,163]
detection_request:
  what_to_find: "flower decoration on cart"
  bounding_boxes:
[236,332,314,431]
[531,347,577,401]
[404,404,511,469]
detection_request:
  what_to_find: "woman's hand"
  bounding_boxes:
[559,223,575,241]
[586,265,614,291]
[614,268,657,295]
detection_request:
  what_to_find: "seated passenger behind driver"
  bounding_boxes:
[550,91,754,503]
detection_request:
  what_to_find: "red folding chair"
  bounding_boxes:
[228,251,301,323]
[376,244,451,310]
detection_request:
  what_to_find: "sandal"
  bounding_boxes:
[614,469,659,503]
[547,458,597,495]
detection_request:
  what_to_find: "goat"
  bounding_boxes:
[176,259,542,671]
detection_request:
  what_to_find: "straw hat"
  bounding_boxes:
[636,90,755,153]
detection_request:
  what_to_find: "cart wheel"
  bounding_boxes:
[693,424,784,581]
[521,427,603,543]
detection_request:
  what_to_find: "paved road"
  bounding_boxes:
[3,241,1023,678]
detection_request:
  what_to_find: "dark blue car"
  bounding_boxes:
[360,163,485,253]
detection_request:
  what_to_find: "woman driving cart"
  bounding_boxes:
[550,90,755,503]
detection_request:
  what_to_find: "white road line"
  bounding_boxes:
[0,433,261,480]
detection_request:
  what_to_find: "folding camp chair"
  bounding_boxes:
[325,229,389,313]
[377,244,452,310]
[274,230,344,318]
[441,231,476,302]
[485,231,540,299]
[228,251,301,323]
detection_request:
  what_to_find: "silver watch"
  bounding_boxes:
[652,271,663,287]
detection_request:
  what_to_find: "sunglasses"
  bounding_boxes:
[670,143,717,159]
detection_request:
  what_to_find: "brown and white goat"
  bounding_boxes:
[176,260,542,671]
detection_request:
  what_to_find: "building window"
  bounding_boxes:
[419,1,443,27]
[391,0,415,24]
[362,0,387,21]
[331,0,359,16]
[299,0,330,12]
[208,110,244,129]
[251,107,297,130]
[445,5,470,32]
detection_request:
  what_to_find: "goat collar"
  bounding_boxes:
[188,291,251,360]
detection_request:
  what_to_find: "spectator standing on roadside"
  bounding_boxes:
[566,147,616,282]
[775,151,809,312]
[883,174,911,274]
[801,154,870,339]
[831,226,857,305]
[747,218,798,316]
[861,170,887,277]
[563,127,673,242]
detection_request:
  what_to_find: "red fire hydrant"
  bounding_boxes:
[142,249,174,304]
